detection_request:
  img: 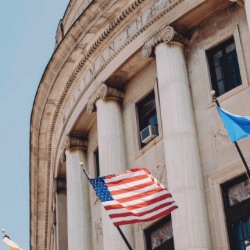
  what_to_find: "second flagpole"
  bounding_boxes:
[211,90,250,179]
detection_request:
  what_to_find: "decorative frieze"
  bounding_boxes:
[141,25,189,58]
[87,83,124,113]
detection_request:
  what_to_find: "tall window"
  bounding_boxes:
[221,175,250,249]
[144,216,174,250]
[207,37,242,96]
[137,91,158,147]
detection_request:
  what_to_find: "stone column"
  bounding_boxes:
[65,136,92,250]
[55,179,68,250]
[87,84,134,250]
[142,25,211,249]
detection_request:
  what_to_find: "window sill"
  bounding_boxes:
[136,134,163,159]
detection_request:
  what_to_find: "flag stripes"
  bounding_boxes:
[90,167,177,226]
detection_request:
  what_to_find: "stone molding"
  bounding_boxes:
[61,135,88,162]
[87,83,124,113]
[32,0,191,248]
[142,25,189,58]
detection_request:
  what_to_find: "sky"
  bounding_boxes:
[0,1,69,249]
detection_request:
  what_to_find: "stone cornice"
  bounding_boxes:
[141,25,189,59]
[87,83,124,113]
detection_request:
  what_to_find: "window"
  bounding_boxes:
[144,216,174,250]
[221,175,250,249]
[94,148,100,178]
[137,91,158,147]
[207,37,242,96]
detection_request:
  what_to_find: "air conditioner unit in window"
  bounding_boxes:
[140,125,158,144]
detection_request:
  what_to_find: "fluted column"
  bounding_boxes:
[142,25,211,249]
[87,84,134,250]
[65,136,92,250]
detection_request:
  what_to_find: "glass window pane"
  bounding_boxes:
[226,43,236,53]
[213,50,223,67]
[215,66,224,81]
[217,80,225,96]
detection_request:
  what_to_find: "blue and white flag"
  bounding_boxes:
[217,107,250,142]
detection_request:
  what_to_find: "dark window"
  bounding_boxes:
[221,175,250,249]
[137,91,158,147]
[144,216,174,250]
[207,37,242,96]
[94,149,100,178]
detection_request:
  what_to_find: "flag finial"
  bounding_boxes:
[210,90,216,98]
[1,229,5,234]
[80,162,90,179]
[79,162,84,168]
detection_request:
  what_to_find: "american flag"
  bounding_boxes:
[89,167,177,226]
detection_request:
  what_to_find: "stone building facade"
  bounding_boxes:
[30,0,250,249]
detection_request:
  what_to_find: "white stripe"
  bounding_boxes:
[105,197,174,215]
[103,190,170,208]
[107,177,152,191]
[110,203,177,223]
[111,183,158,200]
[105,169,147,183]
[117,190,170,207]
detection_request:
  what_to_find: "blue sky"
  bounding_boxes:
[0,1,69,249]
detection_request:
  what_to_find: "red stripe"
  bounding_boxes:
[109,181,153,195]
[106,174,149,187]
[116,187,165,203]
[113,206,178,226]
[104,193,172,211]
[105,168,150,179]
[108,201,175,218]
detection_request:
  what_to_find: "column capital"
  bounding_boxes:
[61,135,88,162]
[230,0,244,6]
[66,135,88,150]
[141,25,189,59]
[87,83,124,113]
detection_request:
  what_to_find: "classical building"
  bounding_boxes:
[30,0,250,249]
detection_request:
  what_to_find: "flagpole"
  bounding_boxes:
[211,90,250,179]
[80,162,134,250]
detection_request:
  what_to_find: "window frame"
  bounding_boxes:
[133,83,162,154]
[144,215,174,250]
[221,174,250,249]
[208,163,249,249]
[199,25,248,107]
[206,36,242,97]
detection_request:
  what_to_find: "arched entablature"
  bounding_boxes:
[30,0,233,248]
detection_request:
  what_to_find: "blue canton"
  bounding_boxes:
[90,177,114,202]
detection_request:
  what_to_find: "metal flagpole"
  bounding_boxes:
[211,90,250,179]
[79,162,134,250]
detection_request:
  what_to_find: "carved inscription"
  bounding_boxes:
[63,0,182,120]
